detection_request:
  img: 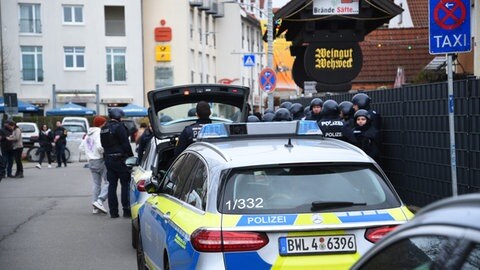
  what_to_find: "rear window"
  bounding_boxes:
[18,124,36,133]
[64,125,85,133]
[220,164,400,214]
[158,102,241,125]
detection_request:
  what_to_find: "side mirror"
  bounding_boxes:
[125,156,138,171]
[144,176,160,194]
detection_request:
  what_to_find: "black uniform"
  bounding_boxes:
[353,123,380,162]
[53,126,68,167]
[100,119,134,218]
[174,119,212,157]
[318,115,356,143]
[38,129,54,165]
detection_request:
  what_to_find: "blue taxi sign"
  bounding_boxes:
[429,0,471,54]
[259,68,277,92]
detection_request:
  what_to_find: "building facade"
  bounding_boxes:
[1,0,144,115]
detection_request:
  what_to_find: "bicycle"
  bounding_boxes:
[26,145,71,163]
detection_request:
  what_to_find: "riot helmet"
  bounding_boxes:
[352,93,371,110]
[322,100,339,116]
[108,108,125,121]
[264,108,275,114]
[289,103,304,120]
[273,108,292,121]
[339,101,354,118]
[247,115,260,122]
[354,109,371,120]
[279,101,293,110]
[310,98,324,110]
[262,112,275,122]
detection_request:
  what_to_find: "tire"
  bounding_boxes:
[132,220,138,249]
[64,148,71,162]
[136,230,147,270]
[27,147,41,162]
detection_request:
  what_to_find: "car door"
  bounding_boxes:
[141,153,197,269]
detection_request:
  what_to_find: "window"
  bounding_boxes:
[64,47,85,69]
[21,46,43,82]
[184,160,208,211]
[221,165,400,214]
[63,5,83,24]
[106,47,126,82]
[19,3,41,34]
[154,67,173,88]
[163,154,197,198]
[104,6,125,36]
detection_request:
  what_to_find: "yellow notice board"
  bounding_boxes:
[155,45,171,62]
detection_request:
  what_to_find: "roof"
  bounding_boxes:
[190,136,372,168]
[407,0,428,27]
[354,27,434,84]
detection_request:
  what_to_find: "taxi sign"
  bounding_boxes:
[259,67,277,92]
[429,0,471,54]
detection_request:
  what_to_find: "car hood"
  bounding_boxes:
[147,84,250,139]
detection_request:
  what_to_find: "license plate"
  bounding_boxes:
[279,235,356,255]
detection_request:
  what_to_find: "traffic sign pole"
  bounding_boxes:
[447,54,458,196]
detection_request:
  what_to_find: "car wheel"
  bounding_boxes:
[27,147,41,162]
[136,230,146,270]
[132,220,138,249]
[64,148,71,162]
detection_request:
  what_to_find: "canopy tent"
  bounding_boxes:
[0,97,39,112]
[45,102,96,116]
[121,103,148,117]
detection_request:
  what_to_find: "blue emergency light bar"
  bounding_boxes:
[197,121,322,139]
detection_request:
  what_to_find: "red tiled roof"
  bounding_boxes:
[407,0,428,27]
[354,27,434,84]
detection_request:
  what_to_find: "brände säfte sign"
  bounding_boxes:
[313,0,359,15]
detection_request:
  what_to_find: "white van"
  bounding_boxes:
[62,117,89,131]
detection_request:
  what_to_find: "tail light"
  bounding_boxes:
[365,225,398,243]
[191,229,269,252]
[136,179,146,192]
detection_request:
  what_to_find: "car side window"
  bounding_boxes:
[140,140,153,168]
[168,154,196,199]
[360,235,460,270]
[183,159,208,211]
[161,154,185,195]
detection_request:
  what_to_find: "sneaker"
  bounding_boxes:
[35,164,41,169]
[92,208,99,214]
[92,200,108,214]
[47,164,52,168]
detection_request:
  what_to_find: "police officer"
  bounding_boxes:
[289,103,304,120]
[100,108,134,218]
[305,98,323,122]
[352,93,381,130]
[318,100,355,143]
[273,108,292,121]
[174,101,212,157]
[339,101,355,128]
[353,109,380,162]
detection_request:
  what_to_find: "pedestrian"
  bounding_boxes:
[80,116,109,215]
[36,124,54,169]
[100,108,134,218]
[174,101,212,157]
[53,121,68,168]
[353,109,380,162]
[6,120,23,178]
[0,121,14,178]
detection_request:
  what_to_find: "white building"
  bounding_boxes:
[0,0,144,115]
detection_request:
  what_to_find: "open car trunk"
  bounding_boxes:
[147,84,250,140]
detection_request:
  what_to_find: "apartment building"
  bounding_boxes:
[0,0,144,115]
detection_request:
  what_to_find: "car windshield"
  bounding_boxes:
[220,164,400,214]
[158,102,241,125]
[18,125,35,133]
[64,125,85,133]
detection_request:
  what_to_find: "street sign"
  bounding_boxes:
[259,67,277,92]
[429,0,471,54]
[243,54,255,67]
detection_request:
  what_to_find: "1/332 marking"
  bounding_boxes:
[225,198,264,210]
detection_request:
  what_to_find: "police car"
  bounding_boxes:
[136,121,414,270]
[129,84,250,249]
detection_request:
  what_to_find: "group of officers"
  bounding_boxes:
[248,93,381,162]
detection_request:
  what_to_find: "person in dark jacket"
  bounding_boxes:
[100,108,134,218]
[174,101,212,157]
[36,124,54,169]
[352,93,382,130]
[6,120,23,178]
[136,124,153,163]
[53,121,68,168]
[353,109,380,162]
[318,100,356,144]
[305,98,323,122]
[0,122,14,178]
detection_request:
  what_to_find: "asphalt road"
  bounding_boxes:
[0,161,136,270]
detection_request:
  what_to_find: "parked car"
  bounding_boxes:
[17,122,40,146]
[62,117,89,132]
[351,193,480,270]
[136,120,413,269]
[62,122,87,143]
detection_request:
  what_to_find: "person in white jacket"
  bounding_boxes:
[79,116,109,214]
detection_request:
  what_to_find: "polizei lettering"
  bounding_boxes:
[246,215,287,225]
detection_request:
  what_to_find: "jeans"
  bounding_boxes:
[13,148,23,175]
[2,149,14,176]
[105,156,130,216]
[89,158,109,203]
[55,143,67,166]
